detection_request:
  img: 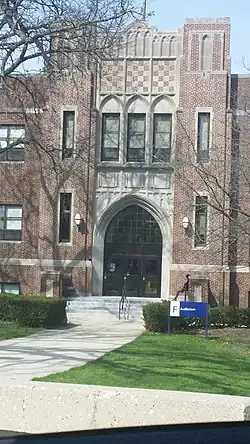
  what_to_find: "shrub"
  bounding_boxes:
[0,293,67,328]
[142,302,250,333]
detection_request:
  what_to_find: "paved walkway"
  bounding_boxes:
[0,311,143,382]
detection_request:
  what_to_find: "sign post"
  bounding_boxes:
[169,300,209,338]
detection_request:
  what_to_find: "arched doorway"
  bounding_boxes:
[103,205,162,297]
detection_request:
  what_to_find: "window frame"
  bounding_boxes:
[0,125,25,162]
[153,113,172,163]
[0,282,20,295]
[127,113,146,163]
[62,110,75,160]
[58,192,72,244]
[0,204,23,241]
[101,113,120,162]
[197,112,211,163]
[194,195,208,248]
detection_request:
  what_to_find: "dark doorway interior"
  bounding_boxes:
[103,205,162,297]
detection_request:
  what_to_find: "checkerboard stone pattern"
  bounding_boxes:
[126,60,150,94]
[152,59,176,94]
[100,60,124,92]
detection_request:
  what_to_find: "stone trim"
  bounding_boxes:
[171,264,250,273]
[0,258,92,268]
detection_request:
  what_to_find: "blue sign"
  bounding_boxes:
[180,301,208,318]
[168,300,209,338]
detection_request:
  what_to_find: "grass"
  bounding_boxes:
[35,332,250,396]
[0,322,38,340]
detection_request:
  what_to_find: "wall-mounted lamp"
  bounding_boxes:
[182,216,190,230]
[74,213,81,229]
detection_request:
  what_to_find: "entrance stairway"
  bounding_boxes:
[66,296,162,322]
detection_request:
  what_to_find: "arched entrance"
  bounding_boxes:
[103,205,162,297]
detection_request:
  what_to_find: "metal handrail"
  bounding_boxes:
[118,274,129,320]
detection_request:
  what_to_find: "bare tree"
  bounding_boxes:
[0,0,143,78]
[0,0,146,297]
[172,79,250,305]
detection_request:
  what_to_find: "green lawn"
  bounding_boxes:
[35,332,250,396]
[0,322,38,340]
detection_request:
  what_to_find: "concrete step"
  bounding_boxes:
[66,296,161,321]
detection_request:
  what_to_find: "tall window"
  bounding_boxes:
[194,196,208,247]
[0,126,25,161]
[127,114,146,162]
[62,111,75,160]
[59,193,72,243]
[153,114,172,162]
[101,113,120,161]
[197,113,210,163]
[0,205,23,241]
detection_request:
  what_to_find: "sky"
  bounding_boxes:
[147,0,250,74]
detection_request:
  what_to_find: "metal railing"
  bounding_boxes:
[118,273,130,320]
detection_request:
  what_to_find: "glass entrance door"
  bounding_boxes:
[142,257,161,297]
[103,254,161,298]
[103,205,162,297]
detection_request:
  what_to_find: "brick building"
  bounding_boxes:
[1,17,250,307]
[0,72,95,297]
[93,17,236,306]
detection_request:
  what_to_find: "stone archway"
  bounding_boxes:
[91,195,172,298]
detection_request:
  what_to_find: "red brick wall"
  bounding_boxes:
[0,72,95,296]
[171,19,232,303]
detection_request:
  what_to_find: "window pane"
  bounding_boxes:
[128,134,145,149]
[6,219,22,230]
[0,206,4,217]
[130,116,145,132]
[195,196,208,247]
[103,134,119,148]
[0,140,7,149]
[154,148,171,162]
[102,114,120,162]
[105,116,119,132]
[7,148,25,161]
[62,111,75,159]
[7,207,22,218]
[0,128,7,138]
[10,128,25,139]
[3,283,19,294]
[198,113,210,162]
[103,148,119,161]
[155,116,171,132]
[127,114,145,162]
[155,133,171,149]
[5,230,21,240]
[153,114,172,163]
[59,193,72,242]
[127,148,144,162]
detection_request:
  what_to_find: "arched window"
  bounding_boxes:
[201,35,212,71]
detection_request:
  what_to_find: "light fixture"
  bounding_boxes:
[182,216,190,230]
[74,213,81,226]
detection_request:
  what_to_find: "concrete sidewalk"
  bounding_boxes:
[0,311,143,382]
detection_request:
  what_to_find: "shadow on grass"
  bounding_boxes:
[40,333,250,396]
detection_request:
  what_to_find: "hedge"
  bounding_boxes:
[142,302,250,333]
[0,293,67,328]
